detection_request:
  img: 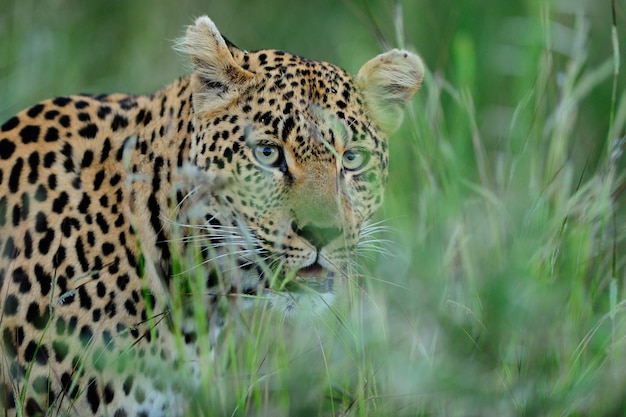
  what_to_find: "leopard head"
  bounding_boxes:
[175,16,424,314]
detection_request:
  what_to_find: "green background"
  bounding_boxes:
[3,1,626,416]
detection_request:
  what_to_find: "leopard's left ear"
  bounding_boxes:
[357,49,424,135]
[177,16,258,114]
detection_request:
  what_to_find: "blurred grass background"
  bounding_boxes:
[3,0,626,416]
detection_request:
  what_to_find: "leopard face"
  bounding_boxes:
[176,18,424,313]
[0,15,423,417]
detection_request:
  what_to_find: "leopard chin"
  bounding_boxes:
[267,286,336,317]
[269,266,337,316]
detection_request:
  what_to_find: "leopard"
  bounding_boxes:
[0,15,423,417]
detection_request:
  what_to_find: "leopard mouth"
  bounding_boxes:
[296,262,326,280]
[289,262,334,293]
[226,259,334,296]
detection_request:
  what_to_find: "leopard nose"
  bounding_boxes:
[291,221,342,250]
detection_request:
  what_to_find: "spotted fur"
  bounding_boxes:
[0,16,423,417]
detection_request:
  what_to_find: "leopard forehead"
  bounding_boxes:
[198,48,381,146]
[251,50,382,148]
[242,49,359,111]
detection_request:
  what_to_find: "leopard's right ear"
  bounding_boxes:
[176,16,258,114]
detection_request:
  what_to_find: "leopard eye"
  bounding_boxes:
[342,148,369,171]
[254,144,282,166]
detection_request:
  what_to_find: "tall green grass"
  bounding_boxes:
[356,4,626,417]
[2,1,626,416]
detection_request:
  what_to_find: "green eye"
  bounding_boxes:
[254,144,282,166]
[342,148,368,171]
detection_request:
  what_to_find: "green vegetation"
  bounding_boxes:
[2,0,625,415]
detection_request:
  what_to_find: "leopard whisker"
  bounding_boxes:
[172,248,267,277]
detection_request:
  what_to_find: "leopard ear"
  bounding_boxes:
[357,49,424,135]
[177,16,257,114]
